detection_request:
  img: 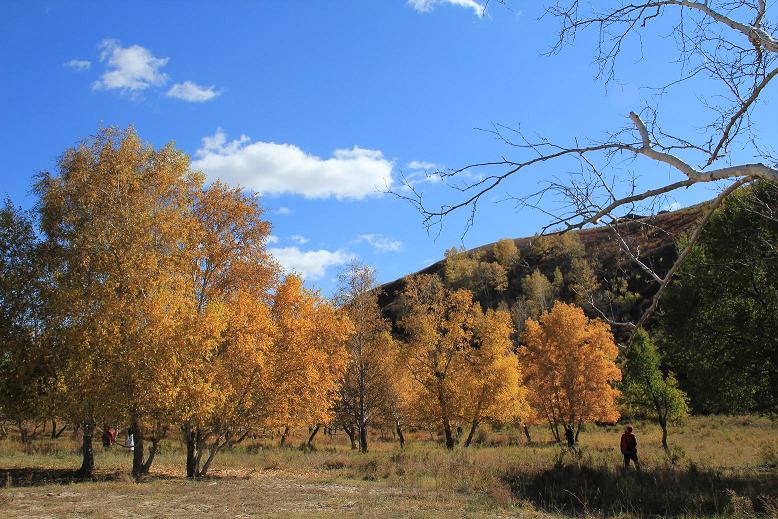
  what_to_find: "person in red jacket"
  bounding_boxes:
[620,425,641,469]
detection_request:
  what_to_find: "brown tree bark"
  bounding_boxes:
[184,424,199,478]
[463,419,480,448]
[344,426,357,450]
[131,415,144,478]
[436,382,455,450]
[306,424,320,450]
[78,421,95,477]
[395,419,405,448]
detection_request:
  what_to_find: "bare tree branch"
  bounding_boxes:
[635,175,754,329]
[394,0,778,328]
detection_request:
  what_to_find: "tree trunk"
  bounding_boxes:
[464,389,486,448]
[575,420,582,442]
[142,439,159,475]
[344,426,357,450]
[199,435,227,477]
[53,421,67,439]
[464,419,480,448]
[306,424,320,450]
[78,421,95,477]
[194,431,206,476]
[185,424,198,479]
[660,419,669,452]
[523,424,532,444]
[395,418,405,448]
[131,415,144,478]
[358,358,368,453]
[441,417,454,450]
[436,380,455,450]
[358,423,368,453]
[51,419,57,439]
[279,425,289,447]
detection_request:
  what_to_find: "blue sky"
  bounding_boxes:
[2,1,776,294]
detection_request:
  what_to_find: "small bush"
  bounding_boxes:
[725,489,754,515]
[473,423,492,446]
[666,445,686,465]
[245,443,264,455]
[759,442,778,468]
[321,458,346,470]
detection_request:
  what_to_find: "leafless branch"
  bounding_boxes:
[635,175,754,329]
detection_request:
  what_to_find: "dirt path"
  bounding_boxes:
[0,470,540,518]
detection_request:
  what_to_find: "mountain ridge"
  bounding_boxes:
[378,202,709,324]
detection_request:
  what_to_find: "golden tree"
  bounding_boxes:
[397,275,479,450]
[183,181,278,477]
[458,308,529,447]
[333,263,396,452]
[520,302,621,443]
[35,127,203,476]
[270,274,352,449]
[191,290,277,477]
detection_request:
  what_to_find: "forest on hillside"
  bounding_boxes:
[1,126,776,488]
[381,180,778,416]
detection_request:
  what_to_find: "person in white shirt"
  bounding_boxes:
[125,428,134,452]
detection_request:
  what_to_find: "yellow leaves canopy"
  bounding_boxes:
[271,275,352,428]
[521,302,621,427]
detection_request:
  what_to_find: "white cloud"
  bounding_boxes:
[356,234,404,253]
[267,235,280,244]
[407,160,442,170]
[289,235,309,245]
[167,81,220,102]
[407,0,484,17]
[271,206,292,215]
[92,39,169,92]
[192,129,393,199]
[400,159,447,191]
[65,59,91,71]
[663,201,682,212]
[269,246,354,281]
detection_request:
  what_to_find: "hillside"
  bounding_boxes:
[378,203,708,328]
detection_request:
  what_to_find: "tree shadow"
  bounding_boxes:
[504,462,778,517]
[0,468,124,488]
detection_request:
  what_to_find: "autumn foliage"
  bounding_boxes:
[397,275,528,449]
[19,128,355,477]
[520,302,621,441]
[0,127,633,479]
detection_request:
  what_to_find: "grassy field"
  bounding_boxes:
[1,416,777,518]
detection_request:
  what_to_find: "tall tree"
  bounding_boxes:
[660,180,778,414]
[270,275,352,449]
[183,181,277,477]
[333,263,396,453]
[459,308,529,447]
[191,290,277,477]
[0,200,51,443]
[521,302,621,442]
[35,127,203,476]
[397,275,479,450]
[620,329,689,451]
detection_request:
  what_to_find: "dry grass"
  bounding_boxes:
[0,415,776,518]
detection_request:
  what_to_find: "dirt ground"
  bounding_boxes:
[0,469,545,518]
